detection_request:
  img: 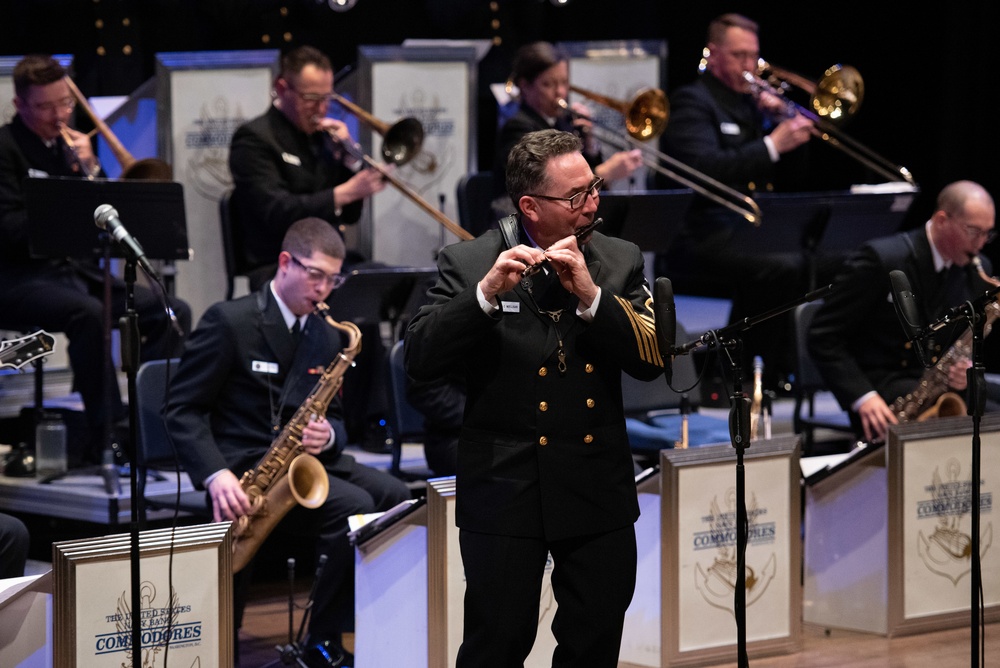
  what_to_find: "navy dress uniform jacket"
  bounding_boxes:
[405,226,664,541]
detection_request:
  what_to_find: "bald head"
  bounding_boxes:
[936,180,995,220]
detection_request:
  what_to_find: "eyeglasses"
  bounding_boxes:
[289,255,347,288]
[961,223,998,244]
[28,96,76,114]
[723,48,760,63]
[527,176,604,210]
[285,81,334,105]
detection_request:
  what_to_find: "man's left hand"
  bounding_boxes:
[546,236,598,308]
[301,415,332,455]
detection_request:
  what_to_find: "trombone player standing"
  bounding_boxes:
[228,45,388,290]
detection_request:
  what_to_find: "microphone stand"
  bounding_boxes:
[265,555,334,668]
[968,305,986,666]
[674,284,833,667]
[914,290,997,666]
[118,256,144,668]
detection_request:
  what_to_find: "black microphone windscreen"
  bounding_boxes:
[889,269,931,368]
[889,270,924,339]
[654,277,676,357]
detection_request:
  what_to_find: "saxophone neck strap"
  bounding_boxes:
[499,214,520,250]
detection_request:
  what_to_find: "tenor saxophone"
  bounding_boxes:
[891,257,1000,422]
[230,302,362,573]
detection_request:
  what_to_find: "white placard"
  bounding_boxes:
[564,41,665,192]
[157,51,277,323]
[676,457,791,651]
[368,60,470,266]
[901,432,999,618]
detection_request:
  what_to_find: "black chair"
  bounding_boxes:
[623,323,731,462]
[219,189,251,300]
[792,301,855,454]
[456,171,496,238]
[134,358,211,522]
[384,339,430,480]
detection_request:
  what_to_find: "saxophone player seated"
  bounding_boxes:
[166,217,411,665]
[808,180,999,443]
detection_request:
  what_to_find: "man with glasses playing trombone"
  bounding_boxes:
[228,44,388,290]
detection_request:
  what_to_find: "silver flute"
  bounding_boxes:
[522,217,603,278]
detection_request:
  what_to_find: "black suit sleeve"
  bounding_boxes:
[165,304,239,487]
[807,244,888,409]
[228,123,362,236]
[662,84,774,189]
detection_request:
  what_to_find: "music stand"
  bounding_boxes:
[815,189,915,254]
[735,192,828,255]
[325,266,439,341]
[23,176,188,484]
[742,189,916,290]
[24,176,189,262]
[597,189,693,254]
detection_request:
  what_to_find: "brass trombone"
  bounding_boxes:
[320,107,472,241]
[564,85,763,226]
[329,92,436,173]
[744,61,915,185]
[64,76,173,180]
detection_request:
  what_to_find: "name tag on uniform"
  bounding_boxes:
[281,152,302,166]
[501,301,520,313]
[252,360,279,374]
[720,122,740,136]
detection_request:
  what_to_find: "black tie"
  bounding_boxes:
[290,319,302,347]
[942,264,966,308]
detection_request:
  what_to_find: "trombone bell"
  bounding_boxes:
[812,64,863,122]
[381,116,425,166]
[625,88,669,141]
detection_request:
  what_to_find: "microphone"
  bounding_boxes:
[94,204,159,280]
[654,277,675,384]
[888,270,930,368]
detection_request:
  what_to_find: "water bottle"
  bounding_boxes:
[35,412,68,476]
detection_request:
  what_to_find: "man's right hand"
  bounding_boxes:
[206,470,252,523]
[334,165,390,208]
[857,394,899,443]
[479,245,546,303]
[768,114,813,154]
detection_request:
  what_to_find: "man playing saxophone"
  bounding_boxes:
[166,217,410,665]
[809,180,998,442]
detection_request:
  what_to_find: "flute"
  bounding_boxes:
[522,217,603,278]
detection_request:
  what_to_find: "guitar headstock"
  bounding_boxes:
[0,330,57,371]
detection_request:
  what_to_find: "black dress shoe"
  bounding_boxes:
[301,638,352,667]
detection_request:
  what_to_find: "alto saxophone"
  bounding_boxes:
[891,257,1000,422]
[230,302,362,573]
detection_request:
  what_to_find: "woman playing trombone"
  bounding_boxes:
[492,41,643,218]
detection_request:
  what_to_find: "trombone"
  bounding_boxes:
[564,84,763,226]
[743,61,915,185]
[64,76,172,180]
[319,106,472,241]
[329,92,437,173]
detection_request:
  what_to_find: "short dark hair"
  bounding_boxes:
[279,45,332,81]
[505,129,583,213]
[707,13,759,45]
[12,55,66,99]
[281,217,346,261]
[510,41,568,87]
